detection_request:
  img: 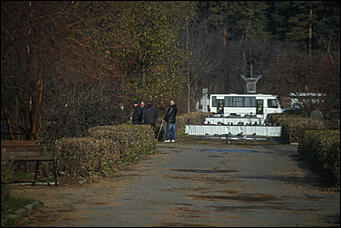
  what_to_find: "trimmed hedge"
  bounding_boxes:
[54,124,156,178]
[272,114,325,143]
[88,124,156,161]
[272,114,340,188]
[55,137,119,177]
[297,130,340,187]
[173,112,209,142]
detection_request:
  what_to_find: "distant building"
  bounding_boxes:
[289,92,326,109]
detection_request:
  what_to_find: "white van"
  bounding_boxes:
[209,94,283,119]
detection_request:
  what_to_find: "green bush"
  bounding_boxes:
[54,124,157,178]
[297,130,340,187]
[88,124,156,161]
[173,112,208,142]
[55,137,119,177]
[272,114,325,143]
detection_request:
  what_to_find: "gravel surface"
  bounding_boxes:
[9,140,340,227]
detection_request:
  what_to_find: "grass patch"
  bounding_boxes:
[8,170,34,183]
[4,170,56,185]
[1,193,37,227]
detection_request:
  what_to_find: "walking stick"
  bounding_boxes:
[156,119,164,140]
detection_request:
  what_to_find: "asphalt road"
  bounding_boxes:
[11,140,340,227]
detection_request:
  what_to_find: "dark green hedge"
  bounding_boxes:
[297,130,340,187]
[174,112,208,142]
[55,124,156,178]
[88,124,156,161]
[55,137,119,177]
[272,114,325,143]
[272,114,339,188]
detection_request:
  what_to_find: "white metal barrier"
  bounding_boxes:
[204,117,265,125]
[185,125,281,137]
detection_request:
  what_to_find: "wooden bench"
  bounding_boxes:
[1,140,58,186]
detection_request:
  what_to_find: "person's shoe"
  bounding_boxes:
[171,140,175,143]
[164,140,170,143]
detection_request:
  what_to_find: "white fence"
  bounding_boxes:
[185,125,282,137]
[204,117,265,125]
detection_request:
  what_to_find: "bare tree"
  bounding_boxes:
[180,19,222,112]
[1,2,85,139]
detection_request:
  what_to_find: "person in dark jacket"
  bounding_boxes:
[142,103,158,128]
[116,102,130,124]
[164,100,177,142]
[132,101,143,124]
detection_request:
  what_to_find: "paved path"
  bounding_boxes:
[11,141,340,227]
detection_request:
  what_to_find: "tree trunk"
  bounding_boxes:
[224,26,227,47]
[186,19,190,113]
[1,96,15,140]
[31,69,44,140]
[308,2,312,57]
[242,12,252,76]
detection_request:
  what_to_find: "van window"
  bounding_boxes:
[232,97,244,107]
[224,96,255,107]
[224,96,231,106]
[212,96,217,107]
[268,99,278,108]
[244,97,256,107]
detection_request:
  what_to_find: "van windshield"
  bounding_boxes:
[268,99,278,108]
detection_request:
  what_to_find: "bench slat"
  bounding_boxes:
[1,140,40,146]
[1,140,58,186]
[2,146,40,151]
[5,151,41,157]
[8,156,54,161]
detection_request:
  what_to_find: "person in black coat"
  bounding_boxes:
[163,100,177,142]
[132,101,143,124]
[116,102,130,124]
[142,103,158,128]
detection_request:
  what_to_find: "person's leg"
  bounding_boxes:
[166,122,170,140]
[151,123,157,137]
[170,123,175,140]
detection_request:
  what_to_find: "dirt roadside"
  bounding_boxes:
[7,164,140,226]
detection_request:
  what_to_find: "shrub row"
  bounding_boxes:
[173,112,209,142]
[271,114,325,143]
[272,113,340,188]
[297,130,340,187]
[88,124,156,161]
[54,124,156,178]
